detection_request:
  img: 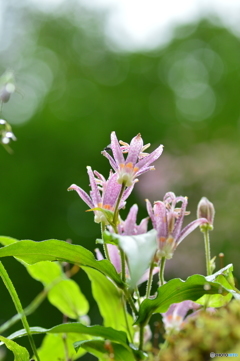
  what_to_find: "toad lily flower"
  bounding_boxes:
[101,131,163,187]
[96,204,159,283]
[68,166,134,225]
[146,192,208,260]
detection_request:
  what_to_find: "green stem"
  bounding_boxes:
[203,229,211,276]
[139,324,144,352]
[120,248,126,283]
[159,257,166,286]
[0,262,40,361]
[122,295,133,343]
[113,183,126,225]
[0,288,47,333]
[134,287,141,309]
[146,261,155,298]
[101,222,110,261]
[124,289,138,316]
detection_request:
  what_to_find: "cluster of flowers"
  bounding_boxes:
[68,132,211,268]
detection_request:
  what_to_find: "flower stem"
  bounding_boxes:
[120,248,126,283]
[203,229,211,276]
[101,222,110,261]
[113,183,126,225]
[122,295,133,343]
[0,261,40,361]
[146,261,155,298]
[159,257,166,286]
[124,289,138,316]
[139,324,144,352]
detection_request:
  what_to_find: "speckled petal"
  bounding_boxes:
[107,244,122,273]
[67,184,94,209]
[101,150,118,171]
[153,201,168,239]
[102,173,121,208]
[172,197,188,240]
[137,217,149,235]
[111,131,125,165]
[136,144,163,169]
[177,218,208,245]
[87,166,101,206]
[124,204,138,235]
[126,133,143,164]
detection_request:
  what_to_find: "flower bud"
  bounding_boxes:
[197,197,215,230]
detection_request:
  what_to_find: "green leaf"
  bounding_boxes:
[0,335,29,361]
[135,274,230,325]
[37,333,87,361]
[74,339,136,361]
[0,239,124,288]
[0,236,18,246]
[26,261,62,285]
[5,323,130,350]
[103,230,158,288]
[83,267,134,340]
[198,264,240,305]
[48,279,89,319]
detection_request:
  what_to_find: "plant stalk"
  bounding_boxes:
[0,261,40,361]
[159,257,166,286]
[203,229,211,276]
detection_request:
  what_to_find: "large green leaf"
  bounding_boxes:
[48,279,89,319]
[135,274,231,326]
[198,264,240,305]
[0,238,124,288]
[37,333,87,361]
[0,336,29,361]
[103,230,157,288]
[26,261,62,285]
[83,267,134,340]
[4,323,129,347]
[74,339,136,361]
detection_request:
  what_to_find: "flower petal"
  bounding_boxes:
[177,217,208,245]
[124,204,138,235]
[172,197,188,240]
[136,144,163,169]
[126,133,143,164]
[153,201,168,239]
[110,131,125,165]
[67,184,94,209]
[101,150,118,171]
[87,166,101,206]
[107,244,122,273]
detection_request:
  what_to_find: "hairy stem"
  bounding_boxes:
[122,295,133,343]
[101,222,110,261]
[203,229,211,276]
[0,261,40,361]
[159,257,166,286]
[146,261,155,298]
[113,183,126,225]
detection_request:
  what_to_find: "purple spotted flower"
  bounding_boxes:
[162,300,215,333]
[68,166,134,224]
[146,192,208,260]
[96,204,159,282]
[101,132,163,187]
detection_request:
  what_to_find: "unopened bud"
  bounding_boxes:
[197,197,215,230]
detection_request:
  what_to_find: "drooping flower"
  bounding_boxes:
[162,300,215,333]
[101,131,163,187]
[146,192,208,260]
[68,166,134,224]
[162,301,202,333]
[96,204,159,282]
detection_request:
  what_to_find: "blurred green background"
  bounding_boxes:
[0,0,240,359]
